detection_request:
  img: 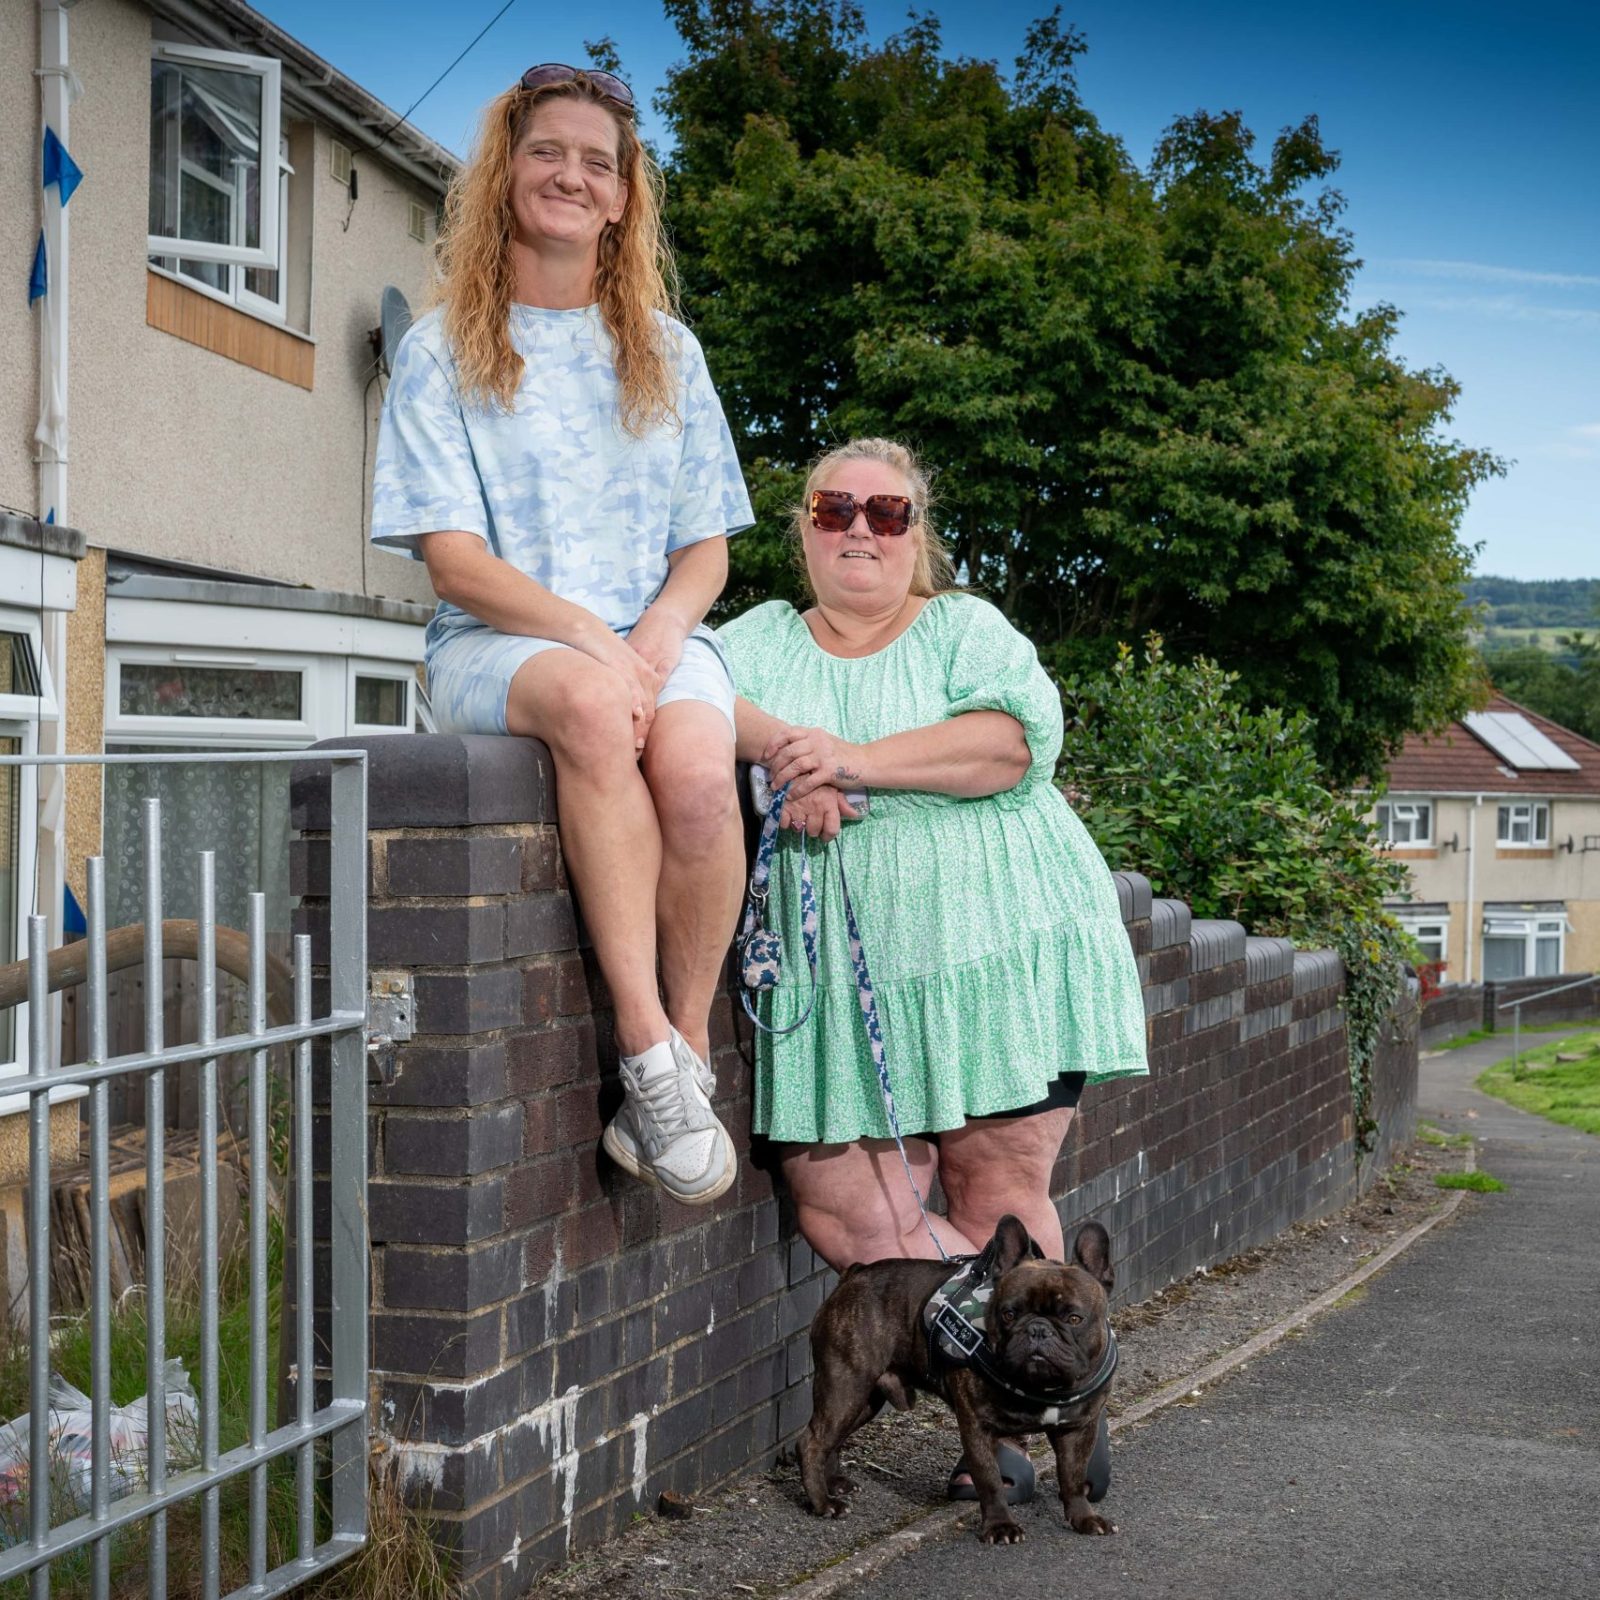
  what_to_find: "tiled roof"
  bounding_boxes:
[1385,695,1600,797]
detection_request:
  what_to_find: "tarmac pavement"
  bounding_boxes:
[843,1032,1600,1600]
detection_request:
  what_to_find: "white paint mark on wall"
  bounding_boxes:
[528,1384,583,1551]
[504,1532,522,1573]
[706,1304,716,1334]
[629,1411,650,1502]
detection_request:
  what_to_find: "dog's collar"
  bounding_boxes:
[923,1253,1119,1415]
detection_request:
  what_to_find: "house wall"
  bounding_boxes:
[1,0,439,609]
[0,3,42,501]
[1384,792,1600,980]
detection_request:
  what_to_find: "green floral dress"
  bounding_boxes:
[718,595,1148,1144]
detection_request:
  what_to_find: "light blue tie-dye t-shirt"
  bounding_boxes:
[370,304,753,643]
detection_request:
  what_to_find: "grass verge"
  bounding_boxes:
[1475,1028,1600,1136]
[1435,1018,1597,1051]
[1435,1170,1507,1192]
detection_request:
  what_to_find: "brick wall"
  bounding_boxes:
[1420,975,1600,1049]
[290,735,1415,1597]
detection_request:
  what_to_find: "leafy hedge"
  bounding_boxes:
[1057,637,1409,1143]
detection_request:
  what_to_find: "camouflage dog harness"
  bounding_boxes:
[923,1239,1119,1421]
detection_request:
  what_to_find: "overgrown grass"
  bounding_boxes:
[1435,1170,1508,1192]
[1415,1120,1473,1149]
[1475,1029,1600,1136]
[0,1212,311,1598]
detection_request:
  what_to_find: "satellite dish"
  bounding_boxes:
[373,284,413,376]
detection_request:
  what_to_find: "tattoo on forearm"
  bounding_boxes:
[835,765,861,783]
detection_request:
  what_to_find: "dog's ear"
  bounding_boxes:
[1071,1221,1114,1292]
[990,1214,1035,1274]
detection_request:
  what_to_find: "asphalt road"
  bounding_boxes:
[848,1034,1600,1600]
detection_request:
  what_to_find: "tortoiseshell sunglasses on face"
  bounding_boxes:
[518,63,635,110]
[809,489,915,537]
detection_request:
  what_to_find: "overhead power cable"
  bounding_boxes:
[371,0,521,155]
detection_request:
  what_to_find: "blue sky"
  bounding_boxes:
[257,0,1599,582]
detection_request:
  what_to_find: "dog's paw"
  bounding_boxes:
[979,1517,1025,1545]
[827,1473,859,1498]
[810,1496,851,1519]
[1069,1509,1116,1536]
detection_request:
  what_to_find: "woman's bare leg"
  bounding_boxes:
[936,1107,1076,1260]
[505,651,670,1056]
[640,700,744,1061]
[781,1139,978,1270]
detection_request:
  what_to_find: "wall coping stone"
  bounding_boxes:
[1148,898,1191,950]
[294,733,555,831]
[1293,947,1345,995]
[1113,871,1153,924]
[1189,918,1247,969]
[1245,935,1296,986]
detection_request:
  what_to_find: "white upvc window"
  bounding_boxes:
[1481,912,1566,981]
[0,613,59,1073]
[1376,799,1433,846]
[1395,913,1449,966]
[1496,801,1550,847]
[148,43,282,272]
[105,643,426,748]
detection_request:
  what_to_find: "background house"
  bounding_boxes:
[1376,694,1600,984]
[1,0,458,1066]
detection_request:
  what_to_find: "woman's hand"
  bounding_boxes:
[575,628,664,754]
[626,610,690,690]
[763,725,866,801]
[778,786,861,842]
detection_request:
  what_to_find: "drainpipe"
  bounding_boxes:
[35,0,77,1010]
[1463,795,1482,986]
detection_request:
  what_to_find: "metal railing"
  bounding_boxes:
[1497,972,1600,1076]
[0,749,368,1599]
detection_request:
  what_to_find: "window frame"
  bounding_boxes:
[147,42,282,272]
[1394,912,1449,966]
[1496,800,1551,848]
[105,645,319,750]
[1481,912,1566,981]
[1376,798,1434,847]
[0,611,50,1072]
[347,660,414,737]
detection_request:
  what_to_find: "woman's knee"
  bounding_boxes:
[508,656,635,765]
[940,1112,1072,1220]
[645,739,737,854]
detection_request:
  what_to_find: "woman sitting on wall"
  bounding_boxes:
[719,438,1148,1500]
[370,66,751,1205]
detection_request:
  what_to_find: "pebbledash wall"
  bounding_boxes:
[290,735,1419,1599]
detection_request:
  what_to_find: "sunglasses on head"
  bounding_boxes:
[518,63,635,110]
[809,489,915,537]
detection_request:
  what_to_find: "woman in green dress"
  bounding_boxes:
[718,438,1148,1273]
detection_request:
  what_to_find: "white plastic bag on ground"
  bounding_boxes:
[0,1358,199,1532]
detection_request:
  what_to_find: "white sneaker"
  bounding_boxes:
[602,1030,736,1204]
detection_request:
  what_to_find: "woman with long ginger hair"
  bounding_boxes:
[372,66,752,1204]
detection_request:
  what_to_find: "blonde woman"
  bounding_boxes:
[372,67,751,1204]
[719,439,1147,1501]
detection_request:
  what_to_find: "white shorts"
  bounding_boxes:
[424,622,735,737]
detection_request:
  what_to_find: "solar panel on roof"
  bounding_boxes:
[1462,712,1580,771]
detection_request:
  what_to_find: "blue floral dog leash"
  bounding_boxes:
[738,780,950,1261]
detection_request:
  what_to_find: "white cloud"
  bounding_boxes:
[1387,259,1600,291]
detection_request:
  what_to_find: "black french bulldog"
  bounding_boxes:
[797,1214,1117,1544]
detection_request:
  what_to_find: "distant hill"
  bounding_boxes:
[1467,576,1600,634]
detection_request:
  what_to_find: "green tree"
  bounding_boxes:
[1481,635,1600,742]
[659,1,1498,783]
[1058,637,1411,1141]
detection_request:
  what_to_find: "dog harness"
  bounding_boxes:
[923,1248,1119,1423]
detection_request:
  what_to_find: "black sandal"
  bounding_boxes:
[947,1442,1036,1505]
